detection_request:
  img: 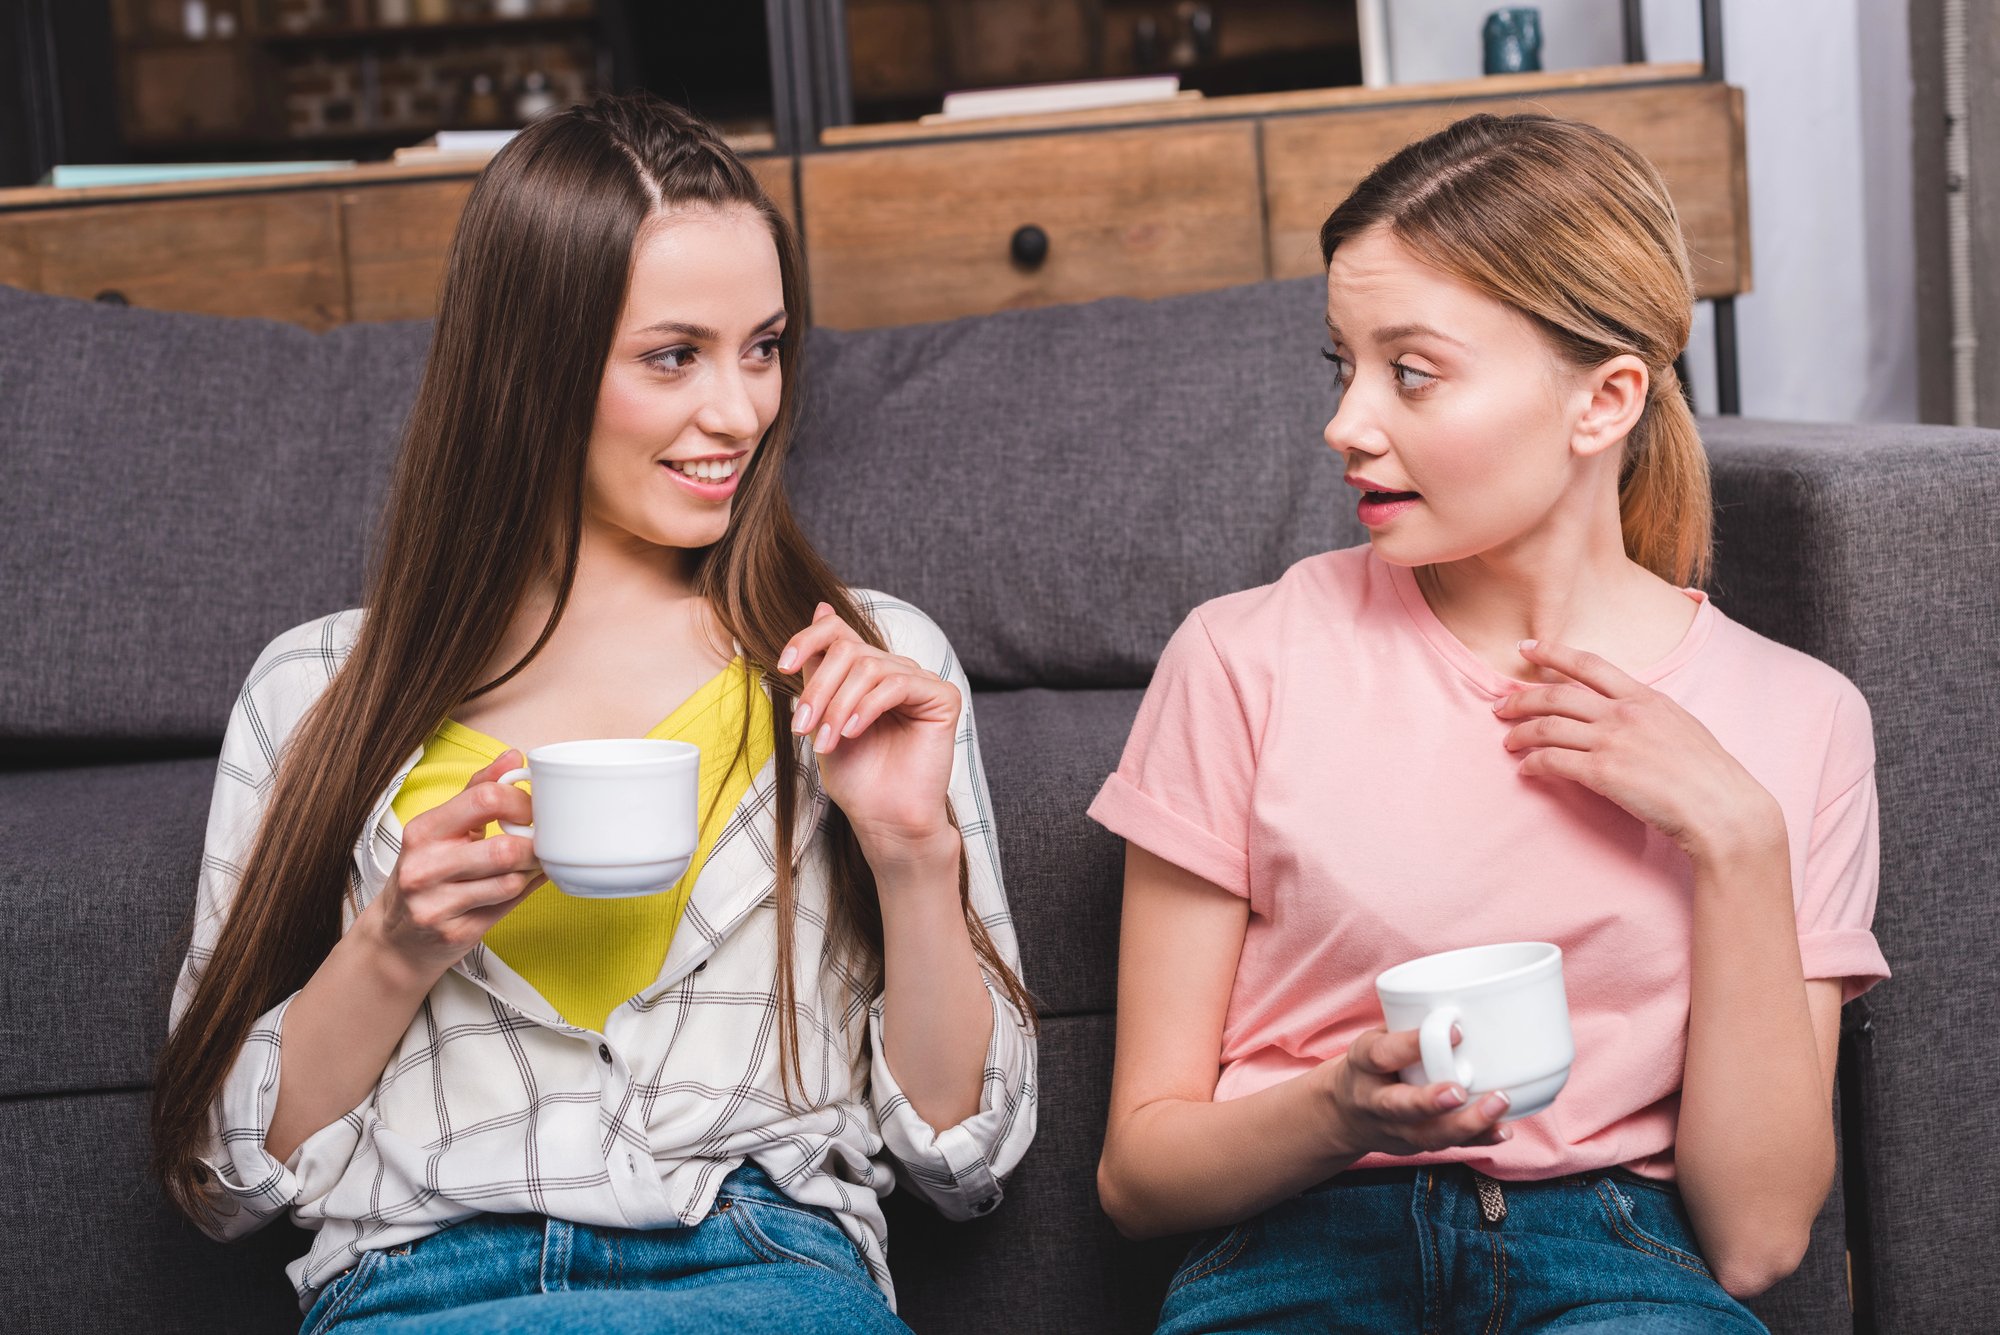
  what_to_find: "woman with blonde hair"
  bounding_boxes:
[1094,114,1886,1332]
[150,94,1035,1334]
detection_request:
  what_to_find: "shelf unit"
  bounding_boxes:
[110,2,603,159]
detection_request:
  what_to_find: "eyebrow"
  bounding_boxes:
[636,309,788,340]
[1324,317,1467,348]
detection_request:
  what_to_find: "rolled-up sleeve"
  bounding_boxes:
[862,598,1038,1219]
[169,615,363,1239]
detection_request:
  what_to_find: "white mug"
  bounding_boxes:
[497,738,701,899]
[1374,942,1574,1121]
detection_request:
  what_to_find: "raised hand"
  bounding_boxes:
[1494,639,1787,865]
[777,604,961,864]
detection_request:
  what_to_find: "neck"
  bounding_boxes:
[1412,463,1686,682]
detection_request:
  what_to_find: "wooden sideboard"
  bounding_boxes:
[0,63,1746,335]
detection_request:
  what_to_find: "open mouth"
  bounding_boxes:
[1355,487,1422,527]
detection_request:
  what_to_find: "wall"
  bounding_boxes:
[1384,0,1921,425]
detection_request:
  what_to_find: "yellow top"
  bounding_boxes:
[390,659,775,1033]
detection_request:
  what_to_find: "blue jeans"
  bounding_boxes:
[299,1165,909,1335]
[1156,1165,1769,1334]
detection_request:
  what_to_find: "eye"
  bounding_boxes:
[645,345,696,373]
[748,336,782,365]
[1391,360,1437,392]
[1321,348,1354,385]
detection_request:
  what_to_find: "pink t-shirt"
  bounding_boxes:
[1088,546,1888,1181]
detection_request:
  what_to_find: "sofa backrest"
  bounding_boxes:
[0,286,427,757]
[790,276,1362,688]
[0,277,1358,753]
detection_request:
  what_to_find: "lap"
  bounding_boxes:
[1155,1166,1767,1335]
[301,1165,907,1335]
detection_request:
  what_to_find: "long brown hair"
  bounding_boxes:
[152,95,1033,1224]
[1320,113,1712,586]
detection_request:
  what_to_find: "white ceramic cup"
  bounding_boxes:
[496,738,701,899]
[1374,942,1575,1122]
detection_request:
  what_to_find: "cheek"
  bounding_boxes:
[1412,387,1566,513]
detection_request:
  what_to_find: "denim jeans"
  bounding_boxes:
[299,1164,910,1335]
[1156,1165,1769,1334]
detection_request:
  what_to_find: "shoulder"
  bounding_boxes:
[849,588,956,671]
[1697,606,1875,779]
[1180,546,1372,660]
[234,609,366,728]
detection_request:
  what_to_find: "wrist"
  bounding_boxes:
[860,822,962,890]
[1309,1058,1365,1165]
[348,900,451,999]
[1681,791,1788,872]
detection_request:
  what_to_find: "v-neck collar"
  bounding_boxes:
[438,656,748,761]
[1380,551,1715,698]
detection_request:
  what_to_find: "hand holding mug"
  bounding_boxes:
[1320,1024,1516,1158]
[365,750,543,983]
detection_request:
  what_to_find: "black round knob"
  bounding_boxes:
[94,289,129,306]
[1010,224,1049,269]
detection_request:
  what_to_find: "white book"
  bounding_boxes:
[932,76,1184,123]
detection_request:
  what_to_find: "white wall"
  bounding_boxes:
[1383,0,1625,84]
[1383,1,1920,424]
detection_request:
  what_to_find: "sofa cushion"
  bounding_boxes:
[790,277,1361,690]
[0,287,426,753]
[0,756,216,1098]
[0,1090,313,1333]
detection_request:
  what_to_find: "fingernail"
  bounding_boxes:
[793,702,812,733]
[1481,1091,1512,1118]
[814,723,831,753]
[778,647,797,672]
[841,714,863,737]
[1498,1127,1514,1141]
[1436,1086,1466,1110]
[1518,639,1537,652]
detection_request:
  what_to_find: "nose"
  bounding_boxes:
[1324,370,1389,465]
[694,360,763,443]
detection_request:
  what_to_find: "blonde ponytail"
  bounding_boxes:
[1320,113,1713,587]
[1619,364,1712,587]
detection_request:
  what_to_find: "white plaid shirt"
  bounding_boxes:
[173,593,1037,1311]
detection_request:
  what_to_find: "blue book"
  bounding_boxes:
[40,162,356,188]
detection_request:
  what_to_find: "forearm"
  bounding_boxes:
[267,905,441,1163]
[1675,826,1834,1295]
[873,828,994,1131]
[1101,1069,1359,1239]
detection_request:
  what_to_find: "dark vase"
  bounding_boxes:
[1483,7,1544,75]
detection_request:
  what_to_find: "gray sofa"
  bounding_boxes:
[1,277,1994,1335]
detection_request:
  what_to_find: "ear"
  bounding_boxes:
[1571,355,1650,460]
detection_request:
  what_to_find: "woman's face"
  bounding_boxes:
[1322,225,1635,568]
[585,204,786,554]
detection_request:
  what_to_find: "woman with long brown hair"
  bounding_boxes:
[1094,114,1886,1332]
[151,94,1035,1335]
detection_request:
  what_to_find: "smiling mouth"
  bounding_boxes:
[664,457,740,482]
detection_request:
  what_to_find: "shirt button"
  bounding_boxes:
[972,1195,998,1215]
[598,1044,612,1064]
[626,1152,636,1172]
[694,960,708,973]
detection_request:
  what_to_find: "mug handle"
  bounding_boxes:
[1418,1004,1470,1088]
[495,767,533,839]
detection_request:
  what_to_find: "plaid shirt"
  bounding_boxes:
[173,593,1036,1311]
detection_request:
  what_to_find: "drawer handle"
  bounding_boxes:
[1010,225,1049,269]
[94,289,130,306]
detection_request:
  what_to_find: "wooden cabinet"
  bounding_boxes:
[0,68,1748,334]
[0,189,348,330]
[0,155,797,331]
[801,122,1265,329]
[1261,80,1750,298]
